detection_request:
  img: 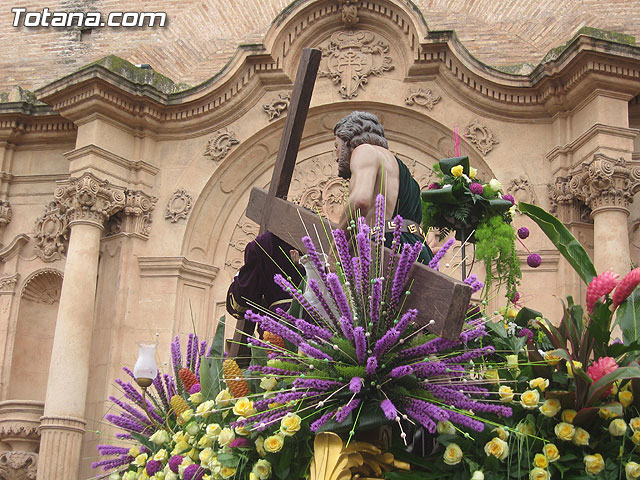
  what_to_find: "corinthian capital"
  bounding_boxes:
[54,173,126,227]
[570,154,639,213]
[105,190,158,238]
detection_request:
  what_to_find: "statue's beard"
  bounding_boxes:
[337,147,351,179]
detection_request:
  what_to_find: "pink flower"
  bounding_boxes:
[587,357,618,397]
[612,268,640,308]
[586,271,619,314]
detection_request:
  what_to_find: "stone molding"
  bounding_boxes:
[404,88,441,110]
[263,93,291,121]
[53,172,126,228]
[318,30,394,99]
[33,202,69,262]
[137,256,218,287]
[165,189,193,223]
[106,189,157,238]
[0,273,19,295]
[0,451,38,480]
[204,129,240,163]
[0,400,44,452]
[0,235,30,263]
[0,200,12,227]
[38,415,86,435]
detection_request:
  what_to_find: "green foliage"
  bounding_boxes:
[475,214,521,301]
[615,288,640,349]
[333,364,367,378]
[200,316,226,400]
[519,202,596,284]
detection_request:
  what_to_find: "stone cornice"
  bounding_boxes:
[0,105,76,145]
[0,234,30,262]
[138,256,218,286]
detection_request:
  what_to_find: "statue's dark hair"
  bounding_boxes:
[333,111,388,150]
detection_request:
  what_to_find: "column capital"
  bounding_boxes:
[54,173,126,228]
[569,154,640,214]
[105,189,158,238]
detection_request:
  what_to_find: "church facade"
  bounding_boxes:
[1,0,640,478]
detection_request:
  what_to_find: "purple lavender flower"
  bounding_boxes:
[463,274,484,293]
[356,225,371,290]
[307,278,339,327]
[186,333,194,370]
[97,445,130,456]
[349,377,362,394]
[503,194,515,204]
[370,277,383,325]
[152,373,170,410]
[428,238,455,270]
[470,182,484,194]
[299,342,333,361]
[517,227,529,239]
[302,235,328,285]
[333,229,354,284]
[169,455,184,473]
[311,410,336,432]
[326,273,353,322]
[92,456,133,471]
[527,253,542,268]
[373,328,400,357]
[385,215,403,280]
[245,310,304,346]
[366,356,378,376]
[373,194,385,245]
[354,327,366,364]
[293,378,342,391]
[294,317,333,341]
[390,365,414,378]
[380,399,397,420]
[146,459,162,476]
[335,398,361,423]
[274,274,324,324]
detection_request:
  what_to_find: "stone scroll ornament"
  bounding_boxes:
[405,88,442,110]
[165,188,193,223]
[204,129,240,163]
[263,93,291,121]
[33,201,69,262]
[464,119,499,155]
[318,30,394,99]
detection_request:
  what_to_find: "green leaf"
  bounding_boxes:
[585,365,640,406]
[421,184,459,204]
[200,316,226,400]
[519,202,596,284]
[217,452,240,467]
[514,307,542,328]
[440,156,470,176]
[614,288,640,345]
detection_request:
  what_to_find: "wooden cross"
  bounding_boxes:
[230,48,471,357]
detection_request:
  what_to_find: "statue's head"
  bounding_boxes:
[333,111,388,179]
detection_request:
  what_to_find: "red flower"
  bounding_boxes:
[586,357,618,397]
[612,268,640,308]
[586,271,619,314]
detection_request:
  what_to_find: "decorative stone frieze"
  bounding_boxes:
[106,190,157,238]
[263,93,291,121]
[338,0,359,27]
[404,88,442,110]
[33,202,69,262]
[204,129,240,163]
[506,176,536,206]
[53,173,126,228]
[318,31,394,99]
[0,451,38,480]
[0,200,12,227]
[165,189,193,223]
[464,120,499,155]
[0,273,18,295]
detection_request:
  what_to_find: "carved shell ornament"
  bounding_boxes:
[204,129,240,162]
[318,31,394,99]
[464,120,499,155]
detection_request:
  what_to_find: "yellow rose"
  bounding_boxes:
[499,385,514,403]
[149,429,170,445]
[196,400,215,419]
[443,443,463,465]
[520,389,540,410]
[506,355,519,370]
[539,399,561,417]
[533,453,548,469]
[128,446,140,458]
[543,443,560,463]
[153,449,168,463]
[198,435,213,449]
[437,421,456,435]
[451,165,464,177]
[181,408,194,422]
[220,466,237,479]
[631,417,640,431]
[609,418,627,436]
[554,422,575,441]
[565,360,582,378]
[187,448,199,462]
[572,427,590,446]
[249,474,258,480]
[584,453,605,475]
[529,378,549,392]
[507,308,518,319]
[171,440,190,455]
[561,409,577,424]
[206,423,221,439]
[233,397,256,417]
[484,437,509,461]
[620,390,634,408]
[235,425,250,436]
[132,453,148,467]
[255,436,266,457]
[185,421,200,436]
[599,407,618,419]
[123,472,137,480]
[279,413,301,436]
[199,447,215,466]
[492,427,509,441]
[189,392,204,405]
[632,430,640,445]
[485,369,500,384]
[260,376,278,391]
[469,167,478,179]
[529,468,550,480]
[264,434,285,453]
[489,179,502,191]
[626,462,640,479]
[217,427,236,447]
[252,459,272,480]
[544,351,561,366]
[215,389,232,407]
[471,472,484,480]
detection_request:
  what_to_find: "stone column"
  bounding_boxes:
[36,173,125,480]
[571,154,640,276]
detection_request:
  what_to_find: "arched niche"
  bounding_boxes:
[8,269,63,401]
[182,102,496,309]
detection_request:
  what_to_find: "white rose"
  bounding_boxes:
[471,471,484,480]
[260,376,278,391]
[217,427,236,447]
[489,178,502,191]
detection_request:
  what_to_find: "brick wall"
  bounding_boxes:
[1,0,639,93]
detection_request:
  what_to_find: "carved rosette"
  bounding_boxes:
[318,31,394,99]
[204,129,240,163]
[263,93,291,121]
[165,189,193,223]
[0,200,12,227]
[405,88,442,110]
[53,173,126,228]
[0,273,18,294]
[106,190,157,237]
[464,120,499,155]
[0,451,38,480]
[33,202,69,262]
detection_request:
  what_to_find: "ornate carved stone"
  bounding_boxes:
[165,189,193,223]
[225,215,259,272]
[318,31,394,99]
[0,200,12,227]
[263,93,291,121]
[506,176,536,206]
[547,176,591,223]
[0,451,38,480]
[464,120,499,155]
[0,400,44,452]
[0,273,18,295]
[33,202,69,262]
[338,0,359,27]
[404,88,442,110]
[105,190,157,238]
[53,172,126,228]
[204,129,240,163]
[20,270,63,304]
